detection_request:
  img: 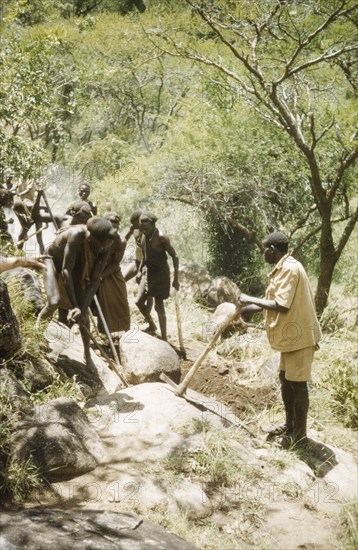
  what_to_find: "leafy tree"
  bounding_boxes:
[65,14,191,178]
[207,222,265,295]
[1,0,146,24]
[0,28,79,180]
[152,0,358,314]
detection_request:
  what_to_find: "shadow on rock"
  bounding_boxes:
[85,391,144,412]
[293,438,338,477]
[58,356,104,393]
[0,508,199,549]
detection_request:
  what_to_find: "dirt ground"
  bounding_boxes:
[180,359,277,418]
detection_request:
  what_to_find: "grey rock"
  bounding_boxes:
[120,330,181,384]
[0,368,30,411]
[45,321,122,393]
[178,262,212,302]
[0,508,199,550]
[178,263,240,309]
[204,276,240,309]
[2,267,43,313]
[171,480,213,519]
[11,398,106,481]
[22,356,55,392]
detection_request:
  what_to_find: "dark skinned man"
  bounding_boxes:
[136,211,179,341]
[239,232,321,448]
[36,217,116,371]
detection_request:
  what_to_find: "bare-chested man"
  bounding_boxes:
[37,217,116,370]
[136,211,179,341]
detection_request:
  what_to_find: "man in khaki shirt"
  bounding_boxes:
[239,232,321,448]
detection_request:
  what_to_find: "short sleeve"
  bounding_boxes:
[273,266,299,309]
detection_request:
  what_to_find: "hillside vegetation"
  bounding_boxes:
[0,2,357,547]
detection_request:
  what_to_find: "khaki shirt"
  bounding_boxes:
[265,254,321,352]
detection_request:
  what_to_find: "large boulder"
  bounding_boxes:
[119,330,181,384]
[178,262,212,302]
[2,267,43,313]
[0,368,30,412]
[22,356,55,392]
[178,263,240,309]
[0,509,199,550]
[45,320,122,394]
[203,276,240,308]
[11,398,106,481]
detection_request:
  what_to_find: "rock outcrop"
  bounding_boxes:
[0,509,199,550]
[119,330,181,384]
[11,398,106,481]
[178,262,240,308]
[45,320,122,394]
[2,267,43,313]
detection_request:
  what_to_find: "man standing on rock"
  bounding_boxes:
[239,231,321,448]
[37,217,116,371]
[136,211,179,341]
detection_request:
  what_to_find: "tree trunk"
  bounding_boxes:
[315,218,337,316]
[315,259,336,317]
[0,279,21,361]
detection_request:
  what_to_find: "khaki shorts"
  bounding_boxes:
[279,346,315,382]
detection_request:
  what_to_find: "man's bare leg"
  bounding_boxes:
[135,276,157,333]
[155,299,167,341]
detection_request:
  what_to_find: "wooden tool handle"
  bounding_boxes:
[175,306,242,396]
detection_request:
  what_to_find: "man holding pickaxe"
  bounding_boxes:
[239,232,321,448]
[37,217,116,372]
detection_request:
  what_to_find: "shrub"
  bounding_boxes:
[206,221,265,295]
[321,355,358,429]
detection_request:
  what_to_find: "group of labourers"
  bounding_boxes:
[0,179,180,373]
[0,177,322,449]
[0,176,99,252]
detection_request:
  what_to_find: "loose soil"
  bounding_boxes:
[180,359,277,418]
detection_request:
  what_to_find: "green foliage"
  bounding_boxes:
[0,27,79,178]
[0,0,356,312]
[6,275,47,360]
[0,378,42,503]
[25,372,83,403]
[1,0,147,23]
[162,425,257,491]
[207,222,265,295]
[311,327,358,432]
[341,501,358,550]
[1,458,43,503]
[322,356,358,429]
[151,0,357,313]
